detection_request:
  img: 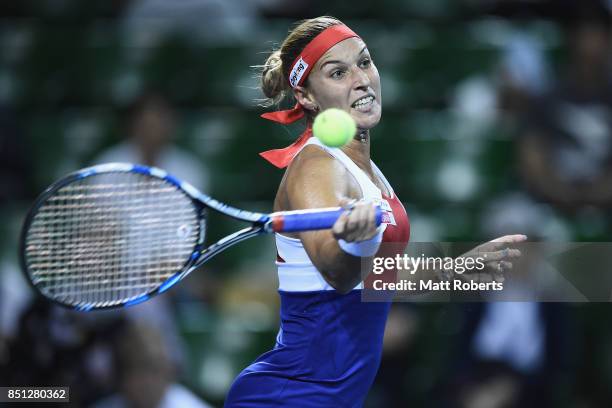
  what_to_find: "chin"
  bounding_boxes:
[352,107,381,130]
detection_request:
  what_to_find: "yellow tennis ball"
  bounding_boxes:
[313,108,356,147]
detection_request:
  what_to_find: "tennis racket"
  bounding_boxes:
[20,163,382,311]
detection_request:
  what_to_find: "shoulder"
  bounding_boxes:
[289,144,343,175]
[285,144,356,195]
[166,146,204,167]
[93,141,133,164]
[275,144,361,211]
[162,384,212,408]
[90,394,126,408]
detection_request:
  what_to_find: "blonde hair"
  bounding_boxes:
[259,16,344,107]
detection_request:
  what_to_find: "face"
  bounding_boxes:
[131,98,176,149]
[297,37,382,131]
[573,24,610,67]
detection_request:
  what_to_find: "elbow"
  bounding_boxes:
[333,284,355,295]
[312,250,366,295]
[330,282,354,295]
[324,271,360,295]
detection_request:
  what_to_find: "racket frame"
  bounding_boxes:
[20,163,273,311]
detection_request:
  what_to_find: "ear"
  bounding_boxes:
[293,86,319,112]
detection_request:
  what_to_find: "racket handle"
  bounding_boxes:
[270,206,383,233]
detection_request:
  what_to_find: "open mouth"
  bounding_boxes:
[351,95,375,111]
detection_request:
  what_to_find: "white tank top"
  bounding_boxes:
[276,137,393,292]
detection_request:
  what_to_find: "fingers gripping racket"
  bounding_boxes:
[20,163,382,311]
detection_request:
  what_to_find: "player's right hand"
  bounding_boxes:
[332,198,379,243]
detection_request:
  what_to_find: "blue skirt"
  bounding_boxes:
[225,290,391,407]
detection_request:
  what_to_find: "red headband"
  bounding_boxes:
[287,24,359,89]
[260,24,360,168]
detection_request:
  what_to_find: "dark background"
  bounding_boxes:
[1,0,611,407]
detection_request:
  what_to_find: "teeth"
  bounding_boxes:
[353,96,374,107]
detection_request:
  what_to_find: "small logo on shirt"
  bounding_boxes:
[382,211,396,226]
[375,199,396,226]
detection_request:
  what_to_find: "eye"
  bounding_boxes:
[331,69,346,79]
[360,58,372,68]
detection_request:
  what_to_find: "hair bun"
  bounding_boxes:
[261,50,286,101]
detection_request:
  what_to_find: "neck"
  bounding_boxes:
[341,129,371,171]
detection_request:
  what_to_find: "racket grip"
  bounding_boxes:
[270,206,383,233]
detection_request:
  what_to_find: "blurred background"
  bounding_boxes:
[1,0,612,406]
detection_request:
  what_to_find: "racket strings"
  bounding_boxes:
[24,172,200,307]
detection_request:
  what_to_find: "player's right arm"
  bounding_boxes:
[282,146,380,294]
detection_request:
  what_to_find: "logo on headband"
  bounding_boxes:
[289,57,309,88]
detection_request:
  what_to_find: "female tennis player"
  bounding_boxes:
[225,16,525,407]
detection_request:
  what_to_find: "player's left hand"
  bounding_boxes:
[455,234,527,283]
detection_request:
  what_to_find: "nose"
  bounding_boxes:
[352,65,370,90]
